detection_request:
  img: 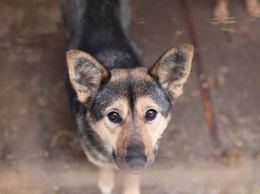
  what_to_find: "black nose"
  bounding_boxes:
[125,143,147,170]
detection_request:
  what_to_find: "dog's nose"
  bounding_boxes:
[125,143,147,170]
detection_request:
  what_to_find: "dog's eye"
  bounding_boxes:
[108,112,122,123]
[145,109,157,121]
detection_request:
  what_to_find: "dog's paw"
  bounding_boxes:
[247,2,260,17]
[123,188,140,194]
[98,184,113,194]
[122,174,140,194]
[214,4,229,22]
[98,178,114,194]
[97,168,114,194]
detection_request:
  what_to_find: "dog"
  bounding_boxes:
[214,0,260,22]
[61,0,194,193]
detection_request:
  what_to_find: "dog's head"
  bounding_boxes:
[66,44,194,172]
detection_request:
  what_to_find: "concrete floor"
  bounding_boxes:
[0,0,259,193]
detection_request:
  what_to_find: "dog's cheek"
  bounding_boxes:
[96,122,111,143]
[157,114,171,138]
[87,112,111,144]
[144,114,171,152]
[96,119,127,153]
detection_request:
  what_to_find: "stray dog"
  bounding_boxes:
[61,0,194,193]
[214,0,260,21]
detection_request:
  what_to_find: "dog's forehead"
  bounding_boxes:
[102,67,165,99]
[110,67,150,81]
[91,67,171,120]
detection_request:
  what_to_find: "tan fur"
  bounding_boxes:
[214,0,229,22]
[123,174,141,194]
[110,67,150,83]
[98,168,115,194]
[246,0,260,16]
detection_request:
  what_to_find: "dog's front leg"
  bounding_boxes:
[214,0,229,22]
[98,167,114,194]
[246,0,260,17]
[122,174,141,194]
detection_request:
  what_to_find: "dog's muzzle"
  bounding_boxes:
[125,143,148,171]
[114,142,155,172]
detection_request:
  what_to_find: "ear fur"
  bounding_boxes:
[149,44,194,99]
[66,50,109,103]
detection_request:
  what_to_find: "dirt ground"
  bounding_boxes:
[0,0,259,194]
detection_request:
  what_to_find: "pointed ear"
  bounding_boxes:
[149,44,194,99]
[66,50,110,103]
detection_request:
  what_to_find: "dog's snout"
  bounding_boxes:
[125,143,147,170]
[125,155,147,166]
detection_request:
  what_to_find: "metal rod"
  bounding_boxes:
[180,0,221,148]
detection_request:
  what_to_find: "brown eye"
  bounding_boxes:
[108,112,122,123]
[145,109,157,121]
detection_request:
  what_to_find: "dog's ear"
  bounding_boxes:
[66,50,109,103]
[149,44,194,99]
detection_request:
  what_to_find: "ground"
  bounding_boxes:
[0,0,259,194]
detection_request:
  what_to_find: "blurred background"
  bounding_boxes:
[0,0,259,193]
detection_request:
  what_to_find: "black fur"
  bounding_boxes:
[61,0,142,69]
